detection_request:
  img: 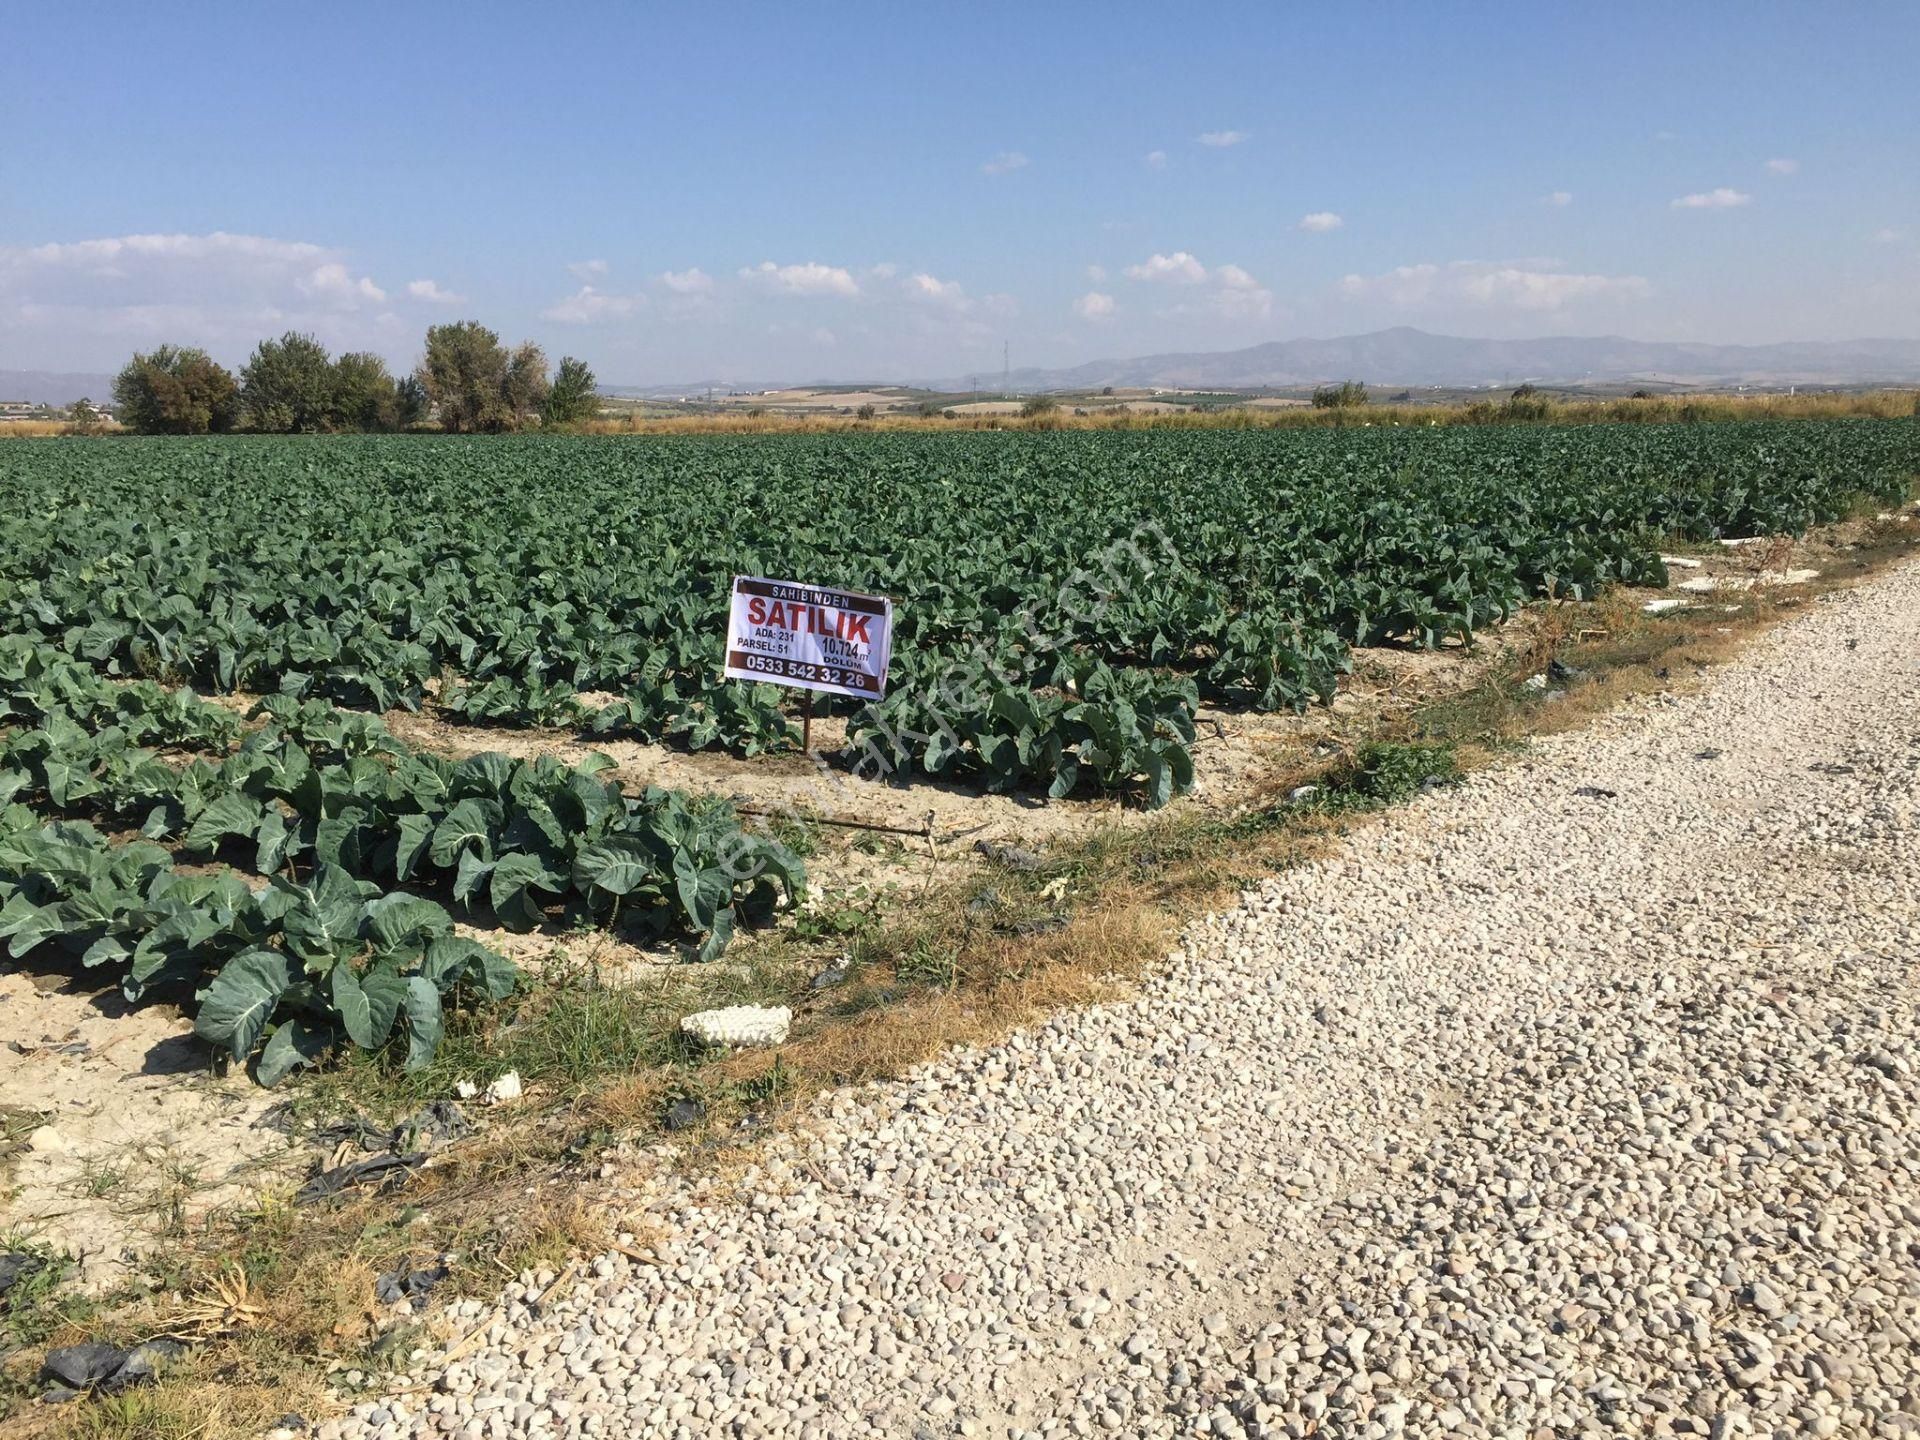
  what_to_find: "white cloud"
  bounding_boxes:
[1143,149,1167,169]
[569,259,609,280]
[905,272,968,308]
[1764,158,1799,175]
[1210,265,1273,319]
[1339,263,1429,302]
[405,278,465,304]
[11,232,379,309]
[1546,190,1573,206]
[981,150,1029,176]
[658,267,713,294]
[739,260,860,297]
[1298,211,1344,232]
[10,231,327,273]
[811,327,837,346]
[1339,259,1650,311]
[297,262,385,307]
[1121,251,1271,320]
[1871,227,1904,244]
[1074,291,1115,320]
[1196,130,1249,148]
[0,230,408,365]
[540,285,645,324]
[1086,264,1107,283]
[1125,251,1209,284]
[1456,267,1645,309]
[1672,188,1752,210]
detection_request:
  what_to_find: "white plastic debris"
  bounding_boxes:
[681,1005,792,1048]
[1718,536,1768,548]
[483,1071,523,1104]
[1642,598,1688,614]
[1677,577,1718,593]
[454,1079,479,1099]
[1659,555,1704,569]
[1523,674,1549,691]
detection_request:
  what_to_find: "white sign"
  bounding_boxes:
[722,576,894,701]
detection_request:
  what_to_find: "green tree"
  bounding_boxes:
[1311,380,1369,410]
[68,397,103,434]
[331,352,401,431]
[112,345,240,434]
[417,321,508,432]
[394,374,429,429]
[418,322,553,432]
[240,332,336,432]
[505,342,551,424]
[543,355,597,425]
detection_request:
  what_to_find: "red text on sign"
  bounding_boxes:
[745,597,873,645]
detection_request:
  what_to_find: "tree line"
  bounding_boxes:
[110,323,599,435]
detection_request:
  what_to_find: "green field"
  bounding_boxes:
[2,422,1916,1078]
[5,422,1917,800]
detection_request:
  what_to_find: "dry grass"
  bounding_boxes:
[35,1376,314,1440]
[2,1118,623,1437]
[0,421,122,439]
[568,388,1920,436]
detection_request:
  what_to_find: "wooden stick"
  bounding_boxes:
[735,805,932,838]
[800,690,813,755]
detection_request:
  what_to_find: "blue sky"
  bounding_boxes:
[3,1,1916,382]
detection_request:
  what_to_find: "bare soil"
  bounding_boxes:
[0,968,298,1290]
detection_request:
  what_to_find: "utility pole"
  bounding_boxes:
[1003,341,1010,396]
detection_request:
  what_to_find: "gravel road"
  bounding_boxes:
[329,559,1920,1440]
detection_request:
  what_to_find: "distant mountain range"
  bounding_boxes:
[0,370,117,406]
[921,328,1920,393]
